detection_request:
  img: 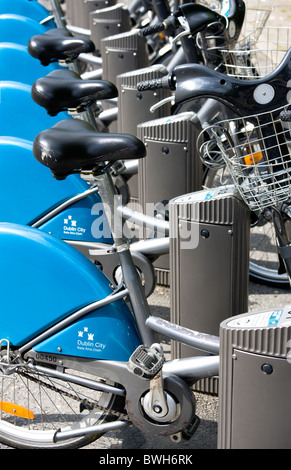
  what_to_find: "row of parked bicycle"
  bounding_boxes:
[0,0,290,449]
[1,0,291,291]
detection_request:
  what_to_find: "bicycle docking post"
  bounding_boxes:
[169,185,250,394]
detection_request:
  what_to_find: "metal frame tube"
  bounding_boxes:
[50,0,66,28]
[163,355,219,380]
[31,185,99,228]
[130,237,169,256]
[118,206,169,235]
[95,173,156,346]
[66,25,91,36]
[26,363,126,396]
[146,316,220,354]
[54,419,130,442]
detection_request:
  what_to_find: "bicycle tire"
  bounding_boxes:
[0,364,125,449]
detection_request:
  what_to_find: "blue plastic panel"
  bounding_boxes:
[0,138,93,225]
[34,302,141,361]
[0,43,60,84]
[0,1,56,29]
[39,193,113,244]
[0,14,48,44]
[0,223,140,356]
[0,82,69,141]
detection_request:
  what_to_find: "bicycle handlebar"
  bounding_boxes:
[140,15,180,37]
[136,74,175,91]
[140,22,167,37]
[140,3,225,38]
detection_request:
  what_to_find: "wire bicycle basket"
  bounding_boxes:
[236,0,273,44]
[196,0,273,74]
[197,105,291,212]
[218,26,291,79]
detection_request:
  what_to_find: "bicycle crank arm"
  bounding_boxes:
[27,349,198,438]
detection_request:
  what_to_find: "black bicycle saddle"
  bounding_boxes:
[31,69,118,116]
[33,119,146,180]
[28,28,95,66]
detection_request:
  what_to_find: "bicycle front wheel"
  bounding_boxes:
[0,364,125,449]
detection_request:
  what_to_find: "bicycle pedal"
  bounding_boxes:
[128,343,165,379]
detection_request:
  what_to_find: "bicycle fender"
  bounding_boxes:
[0,138,99,227]
[0,1,56,29]
[0,14,48,44]
[0,43,60,85]
[0,223,140,357]
[33,300,141,361]
[39,192,113,244]
[0,82,69,141]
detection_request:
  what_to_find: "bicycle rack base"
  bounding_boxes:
[218,305,291,448]
[117,64,172,205]
[101,29,149,132]
[137,112,203,286]
[90,4,131,54]
[169,185,250,394]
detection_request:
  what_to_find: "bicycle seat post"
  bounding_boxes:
[50,0,66,29]
[95,169,157,347]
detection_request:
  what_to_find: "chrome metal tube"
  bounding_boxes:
[54,419,130,442]
[96,173,156,346]
[196,99,222,126]
[146,316,220,354]
[117,249,156,346]
[130,237,169,256]
[98,107,118,124]
[81,69,103,80]
[26,363,126,396]
[78,53,103,66]
[121,160,138,176]
[163,355,219,381]
[118,206,169,235]
[66,25,92,37]
[50,0,66,28]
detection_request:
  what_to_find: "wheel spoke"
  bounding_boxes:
[0,363,124,449]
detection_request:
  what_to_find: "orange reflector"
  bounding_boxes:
[0,401,34,419]
[244,151,263,166]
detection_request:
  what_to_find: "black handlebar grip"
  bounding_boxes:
[136,78,164,91]
[280,110,291,122]
[140,14,180,37]
[140,22,166,37]
[136,74,175,91]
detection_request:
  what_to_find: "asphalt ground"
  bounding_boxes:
[0,0,290,451]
